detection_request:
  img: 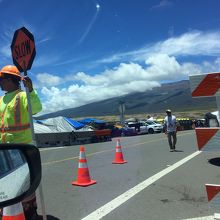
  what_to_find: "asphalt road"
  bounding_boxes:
[36,130,220,220]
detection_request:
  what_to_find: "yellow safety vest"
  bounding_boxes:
[0,89,42,144]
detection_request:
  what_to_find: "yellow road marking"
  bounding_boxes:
[42,131,193,166]
[42,149,114,166]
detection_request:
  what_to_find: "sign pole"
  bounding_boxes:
[23,64,47,220]
[23,65,36,145]
[11,26,47,220]
[119,101,125,126]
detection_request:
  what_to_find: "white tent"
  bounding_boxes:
[34,122,57,134]
[34,116,93,134]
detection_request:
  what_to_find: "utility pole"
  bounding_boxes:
[118,101,125,125]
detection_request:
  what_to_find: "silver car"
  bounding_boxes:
[144,120,163,134]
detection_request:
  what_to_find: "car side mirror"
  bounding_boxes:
[0,144,41,208]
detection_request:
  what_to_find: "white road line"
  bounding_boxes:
[82,151,201,220]
[182,216,214,220]
[39,146,65,152]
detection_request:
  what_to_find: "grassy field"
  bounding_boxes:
[74,108,217,123]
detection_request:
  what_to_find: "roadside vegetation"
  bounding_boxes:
[73,108,217,123]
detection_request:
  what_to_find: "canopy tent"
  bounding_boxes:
[34,122,58,134]
[64,117,85,130]
[34,116,90,133]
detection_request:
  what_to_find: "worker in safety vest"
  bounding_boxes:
[0,65,42,143]
[0,65,42,219]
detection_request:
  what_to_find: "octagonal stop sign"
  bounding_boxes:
[11,27,36,73]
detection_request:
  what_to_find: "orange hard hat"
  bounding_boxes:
[0,65,21,78]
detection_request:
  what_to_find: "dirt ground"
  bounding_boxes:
[74,108,217,123]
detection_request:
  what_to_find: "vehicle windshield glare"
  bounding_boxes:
[0,149,30,202]
[146,121,155,125]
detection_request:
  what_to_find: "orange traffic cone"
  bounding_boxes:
[72,146,97,186]
[2,202,25,220]
[112,139,127,164]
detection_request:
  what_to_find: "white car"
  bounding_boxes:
[126,121,163,134]
[143,120,163,134]
[126,122,148,135]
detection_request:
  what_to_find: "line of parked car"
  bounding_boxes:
[122,120,163,136]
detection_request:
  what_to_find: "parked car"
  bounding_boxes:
[122,126,138,136]
[126,122,148,135]
[143,120,163,134]
[126,121,164,135]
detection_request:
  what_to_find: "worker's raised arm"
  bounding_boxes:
[22,76,42,115]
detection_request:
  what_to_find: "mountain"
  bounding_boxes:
[37,80,217,119]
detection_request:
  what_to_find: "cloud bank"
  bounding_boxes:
[35,30,220,114]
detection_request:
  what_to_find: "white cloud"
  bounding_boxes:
[98,30,220,63]
[151,0,173,10]
[36,37,51,45]
[153,31,220,57]
[36,73,62,86]
[39,55,220,114]
[39,62,159,113]
[73,63,152,86]
[145,54,181,80]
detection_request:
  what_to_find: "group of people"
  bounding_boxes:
[0,64,42,219]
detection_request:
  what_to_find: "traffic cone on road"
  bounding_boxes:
[112,139,127,164]
[72,146,97,187]
[2,202,25,220]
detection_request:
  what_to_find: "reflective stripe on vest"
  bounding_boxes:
[14,94,21,125]
[0,92,30,134]
[2,123,30,132]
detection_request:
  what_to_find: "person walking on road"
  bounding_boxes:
[164,109,177,152]
[0,65,42,220]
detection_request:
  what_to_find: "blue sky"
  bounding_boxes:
[0,0,220,115]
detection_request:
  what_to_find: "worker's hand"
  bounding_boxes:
[22,76,33,92]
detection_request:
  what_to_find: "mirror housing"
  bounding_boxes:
[0,144,41,208]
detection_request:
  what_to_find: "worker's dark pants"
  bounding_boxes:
[167,131,177,149]
[22,193,38,219]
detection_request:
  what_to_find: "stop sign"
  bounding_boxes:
[11,27,36,73]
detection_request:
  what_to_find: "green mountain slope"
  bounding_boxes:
[37,80,216,119]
